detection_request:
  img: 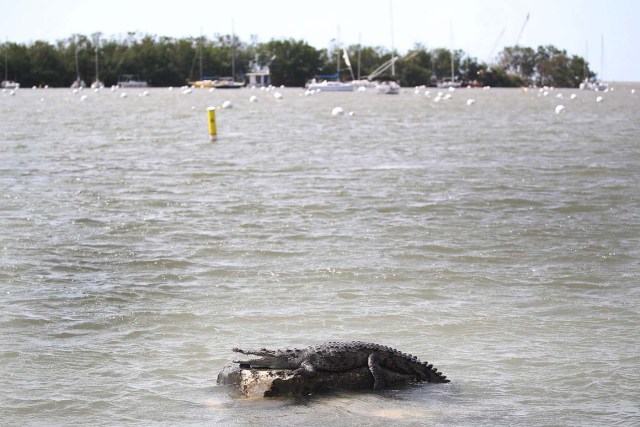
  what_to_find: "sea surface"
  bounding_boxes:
[1,84,639,426]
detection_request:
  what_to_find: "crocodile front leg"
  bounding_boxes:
[292,359,316,377]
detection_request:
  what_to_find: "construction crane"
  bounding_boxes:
[488,28,505,61]
[516,13,530,46]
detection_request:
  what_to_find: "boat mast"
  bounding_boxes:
[600,34,604,81]
[336,26,341,81]
[357,33,361,80]
[584,41,588,81]
[199,30,203,80]
[74,36,81,83]
[231,19,236,80]
[389,0,395,77]
[94,34,99,84]
[450,22,454,82]
[450,55,454,82]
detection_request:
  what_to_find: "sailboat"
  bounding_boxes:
[351,37,377,89]
[70,37,86,89]
[188,35,210,87]
[90,34,103,89]
[437,22,462,89]
[306,45,354,92]
[436,53,462,89]
[375,0,400,94]
[2,43,19,89]
[580,35,608,92]
[375,67,400,94]
[437,48,461,88]
[189,26,244,89]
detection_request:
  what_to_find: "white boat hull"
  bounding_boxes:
[306,81,354,92]
[376,81,400,95]
[1,80,19,89]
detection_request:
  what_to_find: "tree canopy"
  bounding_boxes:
[2,33,597,88]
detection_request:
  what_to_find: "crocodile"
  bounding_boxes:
[232,341,449,391]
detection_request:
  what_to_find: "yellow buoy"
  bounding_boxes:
[207,107,217,141]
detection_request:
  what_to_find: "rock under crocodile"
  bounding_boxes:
[217,341,449,397]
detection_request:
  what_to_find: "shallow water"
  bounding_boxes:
[1,84,639,425]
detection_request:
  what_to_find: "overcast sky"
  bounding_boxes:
[2,0,638,81]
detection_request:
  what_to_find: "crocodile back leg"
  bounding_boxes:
[367,353,387,390]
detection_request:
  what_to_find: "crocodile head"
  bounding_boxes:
[232,347,303,370]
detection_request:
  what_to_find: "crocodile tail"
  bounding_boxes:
[422,362,450,383]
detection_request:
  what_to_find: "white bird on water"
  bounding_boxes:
[331,106,344,116]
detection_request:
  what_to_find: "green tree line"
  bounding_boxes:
[2,32,596,88]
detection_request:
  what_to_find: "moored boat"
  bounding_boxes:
[71,77,86,89]
[190,76,244,89]
[375,80,400,94]
[437,78,462,89]
[306,45,355,92]
[1,80,19,89]
[580,79,608,91]
[306,77,354,92]
[118,75,148,88]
